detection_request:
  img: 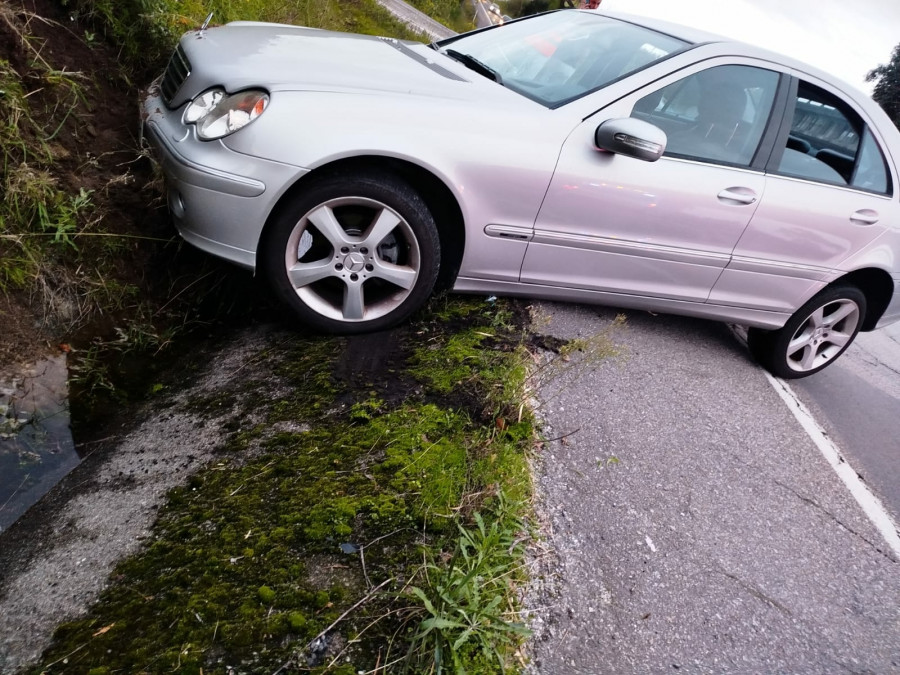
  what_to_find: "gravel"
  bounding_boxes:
[0,328,276,673]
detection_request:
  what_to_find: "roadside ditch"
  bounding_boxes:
[0,296,546,674]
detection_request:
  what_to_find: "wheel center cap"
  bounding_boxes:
[343,252,366,272]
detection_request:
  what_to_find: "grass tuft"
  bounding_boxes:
[404,500,530,674]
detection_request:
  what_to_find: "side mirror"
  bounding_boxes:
[594,118,667,162]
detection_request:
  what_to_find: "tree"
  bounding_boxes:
[867,43,900,130]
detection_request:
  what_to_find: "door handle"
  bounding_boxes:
[717,188,758,205]
[850,209,879,226]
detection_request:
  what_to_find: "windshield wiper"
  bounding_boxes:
[444,49,503,85]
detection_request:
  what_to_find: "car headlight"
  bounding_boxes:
[184,88,269,140]
[183,88,225,124]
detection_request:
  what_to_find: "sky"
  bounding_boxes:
[601,0,900,93]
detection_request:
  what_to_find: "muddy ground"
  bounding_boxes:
[0,326,261,670]
[0,1,280,668]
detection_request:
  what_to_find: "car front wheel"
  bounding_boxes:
[747,284,866,379]
[262,172,441,334]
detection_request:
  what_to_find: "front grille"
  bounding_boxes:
[160,44,191,105]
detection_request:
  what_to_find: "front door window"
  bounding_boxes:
[631,65,780,167]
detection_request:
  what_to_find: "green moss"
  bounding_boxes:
[36,298,541,674]
[289,611,308,631]
[258,585,276,604]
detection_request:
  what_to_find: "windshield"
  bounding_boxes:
[437,11,690,107]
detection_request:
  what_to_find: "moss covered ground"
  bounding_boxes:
[33,297,537,674]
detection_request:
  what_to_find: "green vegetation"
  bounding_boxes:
[0,0,465,407]
[0,31,92,294]
[868,42,900,129]
[63,0,429,77]
[406,503,530,673]
[403,0,476,34]
[35,298,537,674]
[2,2,565,672]
[0,3,178,352]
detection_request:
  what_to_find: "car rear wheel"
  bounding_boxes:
[747,284,866,379]
[262,172,441,334]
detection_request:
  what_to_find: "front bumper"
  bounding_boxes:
[141,84,307,270]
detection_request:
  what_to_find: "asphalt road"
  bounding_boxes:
[472,0,494,29]
[791,322,900,522]
[376,0,456,40]
[528,302,900,673]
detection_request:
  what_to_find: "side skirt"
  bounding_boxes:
[451,277,791,330]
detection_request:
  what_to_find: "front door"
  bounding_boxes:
[521,62,782,303]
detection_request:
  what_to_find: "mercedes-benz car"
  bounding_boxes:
[142,9,900,378]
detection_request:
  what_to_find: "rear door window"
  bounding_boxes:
[773,81,891,195]
[852,128,890,194]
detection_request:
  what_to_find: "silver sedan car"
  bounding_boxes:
[142,10,900,378]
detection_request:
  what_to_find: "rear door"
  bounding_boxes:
[709,76,898,313]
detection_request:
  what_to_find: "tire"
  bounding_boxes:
[747,284,866,379]
[261,171,441,334]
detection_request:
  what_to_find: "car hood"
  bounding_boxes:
[170,22,521,108]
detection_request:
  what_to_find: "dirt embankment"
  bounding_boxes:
[0,0,173,367]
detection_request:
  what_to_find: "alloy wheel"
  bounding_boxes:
[785,298,861,373]
[283,196,421,322]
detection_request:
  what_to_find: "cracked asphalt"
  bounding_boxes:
[528,302,900,674]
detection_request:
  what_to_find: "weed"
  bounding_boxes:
[597,455,620,469]
[108,321,177,355]
[403,502,531,674]
[66,315,185,423]
[529,312,627,409]
[67,343,116,398]
[0,31,97,309]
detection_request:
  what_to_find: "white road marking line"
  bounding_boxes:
[764,372,900,559]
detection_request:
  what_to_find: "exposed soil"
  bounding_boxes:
[0,0,175,365]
